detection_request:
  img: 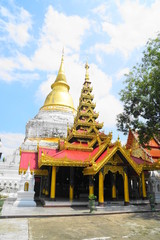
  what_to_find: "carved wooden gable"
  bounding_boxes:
[107,153,124,165]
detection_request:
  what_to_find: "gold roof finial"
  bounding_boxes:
[85,60,90,82]
[52,48,67,87]
[62,47,64,57]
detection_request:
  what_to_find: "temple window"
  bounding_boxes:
[157,184,160,192]
[24,182,29,191]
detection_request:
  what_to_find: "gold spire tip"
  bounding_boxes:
[62,48,64,60]
[85,61,90,81]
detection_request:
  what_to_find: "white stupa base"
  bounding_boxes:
[14,199,36,207]
[14,191,36,207]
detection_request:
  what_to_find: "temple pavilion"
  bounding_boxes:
[19,54,160,205]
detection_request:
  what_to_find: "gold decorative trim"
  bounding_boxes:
[39,153,90,168]
[104,165,124,176]
[83,144,144,176]
[19,169,48,176]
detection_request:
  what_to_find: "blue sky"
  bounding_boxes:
[1,0,160,156]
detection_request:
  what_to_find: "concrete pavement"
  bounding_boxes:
[1,198,160,240]
[1,198,160,218]
[0,213,160,240]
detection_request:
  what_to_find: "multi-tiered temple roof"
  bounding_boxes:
[59,62,106,151]
[37,62,160,176]
[19,59,160,177]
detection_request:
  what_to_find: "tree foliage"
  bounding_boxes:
[117,34,160,145]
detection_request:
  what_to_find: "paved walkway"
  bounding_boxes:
[1,198,160,218]
[1,199,160,239]
[0,212,160,240]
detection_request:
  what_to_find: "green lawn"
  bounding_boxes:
[0,196,5,214]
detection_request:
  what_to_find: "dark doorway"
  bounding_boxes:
[56,167,70,198]
[104,171,112,200]
[74,167,88,200]
[116,173,124,200]
[34,177,41,198]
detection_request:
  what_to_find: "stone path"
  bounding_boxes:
[0,218,28,240]
[28,213,160,240]
[1,198,159,217]
[0,213,160,240]
[1,199,160,239]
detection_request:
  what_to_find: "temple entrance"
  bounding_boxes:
[104,171,112,200]
[55,167,89,200]
[74,167,88,200]
[116,173,124,200]
[56,167,70,199]
[103,171,124,201]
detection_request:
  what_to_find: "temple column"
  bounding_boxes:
[112,173,116,200]
[99,170,104,205]
[89,175,94,196]
[45,177,49,196]
[50,166,56,200]
[124,168,129,205]
[69,167,74,201]
[141,171,147,199]
[42,177,46,195]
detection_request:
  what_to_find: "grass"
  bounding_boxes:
[0,195,7,214]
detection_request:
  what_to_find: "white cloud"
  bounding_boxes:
[97,94,123,127]
[0,57,39,83]
[0,133,25,157]
[116,67,129,81]
[32,6,90,71]
[0,5,90,84]
[0,6,32,47]
[35,74,56,105]
[92,0,160,58]
[92,3,109,21]
[0,58,19,82]
[90,63,123,127]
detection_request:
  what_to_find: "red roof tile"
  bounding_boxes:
[19,152,38,170]
[39,146,99,162]
[131,156,152,165]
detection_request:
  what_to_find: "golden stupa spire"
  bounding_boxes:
[51,48,67,88]
[85,61,90,82]
[41,49,75,112]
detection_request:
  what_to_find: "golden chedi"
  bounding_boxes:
[41,53,75,112]
[22,53,76,151]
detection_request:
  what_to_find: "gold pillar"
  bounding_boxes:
[69,185,74,201]
[44,177,49,196]
[99,170,104,205]
[50,166,56,200]
[112,174,116,200]
[89,176,94,196]
[89,185,94,195]
[69,167,74,201]
[142,171,147,199]
[124,169,129,205]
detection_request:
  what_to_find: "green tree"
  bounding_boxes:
[117,34,160,146]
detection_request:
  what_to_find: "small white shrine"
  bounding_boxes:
[148,171,160,204]
[14,163,36,207]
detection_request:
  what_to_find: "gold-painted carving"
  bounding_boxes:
[104,165,124,176]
